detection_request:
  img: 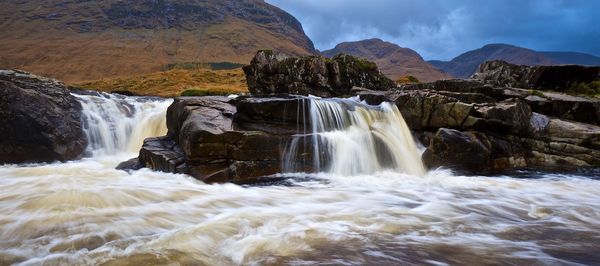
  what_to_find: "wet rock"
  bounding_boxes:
[234,97,310,134]
[139,96,311,183]
[243,50,395,97]
[422,128,492,172]
[115,158,143,171]
[469,99,532,134]
[422,116,600,173]
[357,83,600,173]
[138,137,187,174]
[0,70,87,163]
[523,91,600,126]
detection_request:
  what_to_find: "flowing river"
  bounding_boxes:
[1,93,599,265]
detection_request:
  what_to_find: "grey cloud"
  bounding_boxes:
[267,0,600,60]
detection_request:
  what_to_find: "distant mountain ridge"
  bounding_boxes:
[0,0,316,82]
[429,44,600,78]
[322,38,451,82]
[541,51,600,66]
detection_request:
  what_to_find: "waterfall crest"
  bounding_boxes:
[284,97,426,176]
[73,93,171,156]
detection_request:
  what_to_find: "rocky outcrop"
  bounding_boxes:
[0,70,87,163]
[137,96,311,183]
[243,50,395,97]
[357,77,600,173]
[472,60,600,91]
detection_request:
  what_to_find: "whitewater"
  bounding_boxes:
[1,93,599,265]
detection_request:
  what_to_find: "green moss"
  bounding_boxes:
[565,81,600,97]
[396,75,420,84]
[528,89,546,98]
[407,75,420,83]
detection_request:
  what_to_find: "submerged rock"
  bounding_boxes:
[243,50,395,97]
[0,70,87,163]
[116,158,143,171]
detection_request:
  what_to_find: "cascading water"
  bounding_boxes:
[73,92,172,156]
[284,97,426,176]
[1,93,600,265]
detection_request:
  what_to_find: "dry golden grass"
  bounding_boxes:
[74,68,248,97]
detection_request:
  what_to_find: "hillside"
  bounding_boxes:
[0,0,316,83]
[321,39,450,82]
[74,67,247,98]
[541,51,600,66]
[430,44,600,78]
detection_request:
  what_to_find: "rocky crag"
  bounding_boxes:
[0,70,87,163]
[243,50,395,97]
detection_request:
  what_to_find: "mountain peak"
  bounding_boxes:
[0,0,316,82]
[322,39,450,82]
[430,43,600,78]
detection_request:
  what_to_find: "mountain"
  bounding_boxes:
[321,39,450,82]
[0,0,316,82]
[429,44,600,78]
[541,51,600,66]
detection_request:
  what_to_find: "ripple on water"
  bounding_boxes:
[1,161,600,265]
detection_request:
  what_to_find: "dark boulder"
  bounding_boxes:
[243,50,395,97]
[472,60,600,91]
[469,99,532,134]
[139,96,307,183]
[139,137,187,174]
[116,158,143,171]
[422,129,492,172]
[0,70,87,163]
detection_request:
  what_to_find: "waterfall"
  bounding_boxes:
[284,97,426,176]
[73,92,172,156]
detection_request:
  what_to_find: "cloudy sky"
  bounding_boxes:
[266,0,600,60]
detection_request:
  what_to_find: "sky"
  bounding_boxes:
[266,0,600,60]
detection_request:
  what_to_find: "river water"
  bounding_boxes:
[1,94,599,265]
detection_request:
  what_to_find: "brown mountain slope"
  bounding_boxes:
[428,44,559,78]
[0,0,316,83]
[75,68,248,98]
[321,38,451,82]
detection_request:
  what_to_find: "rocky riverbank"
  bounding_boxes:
[1,54,599,181]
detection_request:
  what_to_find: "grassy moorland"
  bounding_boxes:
[74,68,248,97]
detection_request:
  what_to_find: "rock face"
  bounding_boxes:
[243,50,395,97]
[472,60,600,91]
[137,96,310,183]
[357,77,600,173]
[0,70,87,163]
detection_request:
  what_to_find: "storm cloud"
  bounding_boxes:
[266,0,600,60]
